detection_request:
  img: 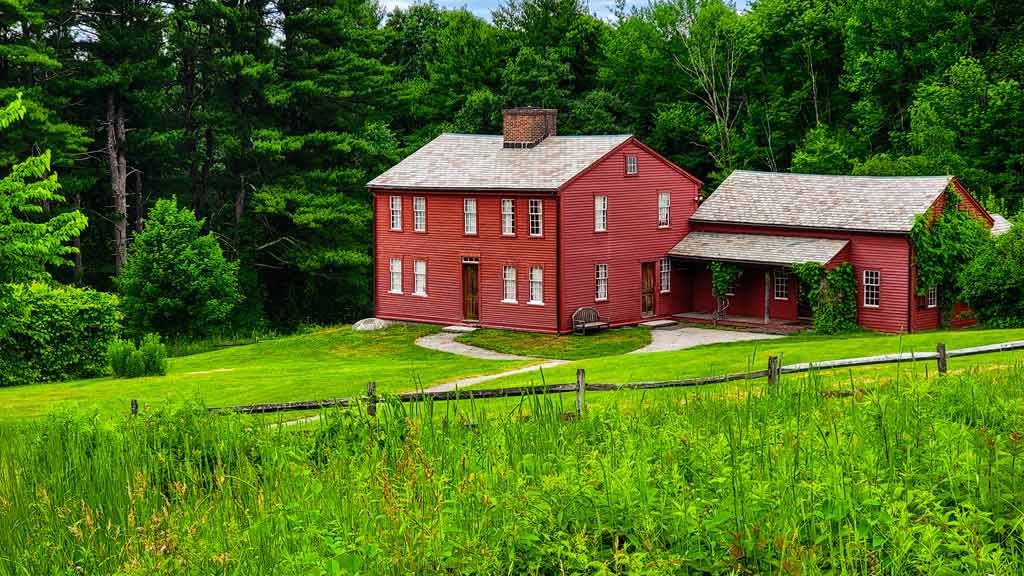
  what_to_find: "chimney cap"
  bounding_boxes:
[503,107,558,115]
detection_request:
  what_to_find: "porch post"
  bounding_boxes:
[763,270,770,324]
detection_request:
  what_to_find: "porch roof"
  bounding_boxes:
[668,231,849,267]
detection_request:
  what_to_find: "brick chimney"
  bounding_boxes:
[502,107,558,148]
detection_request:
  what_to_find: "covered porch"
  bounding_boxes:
[667,231,850,332]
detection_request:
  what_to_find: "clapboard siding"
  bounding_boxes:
[557,140,701,332]
[690,223,913,333]
[374,192,558,332]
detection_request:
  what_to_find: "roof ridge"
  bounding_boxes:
[732,169,952,181]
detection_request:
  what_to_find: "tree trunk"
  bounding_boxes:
[73,193,83,283]
[135,169,144,234]
[107,88,128,274]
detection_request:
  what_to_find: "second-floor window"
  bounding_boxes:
[595,264,608,301]
[413,196,426,231]
[389,196,402,230]
[863,270,880,308]
[501,199,515,236]
[529,199,543,236]
[625,154,638,175]
[464,198,477,234]
[658,192,671,227]
[594,195,607,232]
[503,265,517,302]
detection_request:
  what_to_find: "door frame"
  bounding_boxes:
[462,257,480,322]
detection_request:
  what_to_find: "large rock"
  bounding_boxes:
[352,317,392,332]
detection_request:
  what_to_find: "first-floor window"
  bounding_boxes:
[660,257,671,293]
[501,199,515,235]
[927,285,938,308]
[503,266,517,302]
[389,196,402,230]
[464,198,477,234]
[413,260,427,296]
[389,258,402,293]
[529,267,543,304]
[774,270,789,300]
[863,269,880,307]
[595,263,608,301]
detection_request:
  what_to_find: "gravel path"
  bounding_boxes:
[414,331,540,361]
[630,326,782,354]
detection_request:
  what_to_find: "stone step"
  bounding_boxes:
[639,319,678,329]
[442,325,478,334]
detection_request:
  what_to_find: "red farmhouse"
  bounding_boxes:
[368,108,1005,334]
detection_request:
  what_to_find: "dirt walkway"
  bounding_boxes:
[415,332,541,361]
[630,326,782,354]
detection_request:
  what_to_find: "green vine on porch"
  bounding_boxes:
[792,261,858,335]
[908,186,989,327]
[709,261,741,299]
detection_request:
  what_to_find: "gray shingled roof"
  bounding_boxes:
[692,170,954,233]
[991,213,1013,236]
[367,133,632,191]
[669,231,849,266]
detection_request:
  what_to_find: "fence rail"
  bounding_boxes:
[131,339,1024,417]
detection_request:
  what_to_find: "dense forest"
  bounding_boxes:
[2,0,1022,330]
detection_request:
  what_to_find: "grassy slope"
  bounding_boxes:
[0,324,529,422]
[478,327,1024,388]
[455,326,650,359]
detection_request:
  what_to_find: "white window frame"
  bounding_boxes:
[529,266,544,305]
[594,195,607,232]
[595,264,608,301]
[464,198,477,235]
[658,192,671,228]
[413,196,426,232]
[927,285,938,309]
[774,270,789,301]
[528,199,543,237]
[413,260,427,296]
[863,270,880,308]
[388,258,402,294]
[502,265,517,303]
[389,196,402,231]
[501,199,515,236]
[660,257,671,293]
[625,154,638,175]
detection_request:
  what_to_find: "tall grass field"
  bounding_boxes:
[2,364,1024,574]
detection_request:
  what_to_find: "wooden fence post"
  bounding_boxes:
[576,369,585,416]
[767,356,779,386]
[131,398,138,416]
[936,342,948,375]
[367,381,377,417]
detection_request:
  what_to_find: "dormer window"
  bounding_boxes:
[625,155,638,176]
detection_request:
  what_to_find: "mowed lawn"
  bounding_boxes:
[0,324,530,423]
[475,327,1024,388]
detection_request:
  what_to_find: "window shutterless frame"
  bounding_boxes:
[463,198,477,235]
[501,199,515,236]
[595,264,608,301]
[388,258,402,294]
[594,195,607,232]
[389,196,402,230]
[863,270,880,308]
[659,257,671,293]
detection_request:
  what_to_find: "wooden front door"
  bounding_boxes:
[462,262,479,321]
[641,262,655,317]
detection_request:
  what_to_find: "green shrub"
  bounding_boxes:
[124,350,147,378]
[109,334,168,378]
[139,333,168,375]
[960,221,1024,327]
[0,282,121,386]
[107,339,135,377]
[118,198,241,339]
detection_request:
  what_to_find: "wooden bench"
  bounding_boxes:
[572,307,610,335]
